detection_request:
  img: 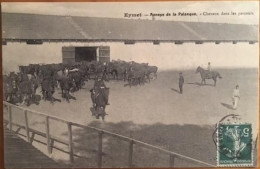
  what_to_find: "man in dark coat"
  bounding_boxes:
[179,72,184,94]
[93,76,110,105]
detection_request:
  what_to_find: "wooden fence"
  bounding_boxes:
[3,101,215,168]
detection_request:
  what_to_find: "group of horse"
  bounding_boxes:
[3,60,158,106]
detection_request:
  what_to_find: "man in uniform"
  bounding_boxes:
[232,85,240,110]
[179,72,184,94]
[207,62,211,71]
[93,76,110,105]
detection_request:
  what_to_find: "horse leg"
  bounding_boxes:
[101,107,105,121]
[48,92,53,104]
[57,81,60,89]
[9,93,13,103]
[214,78,216,87]
[66,90,70,103]
[112,72,115,80]
[42,90,45,100]
[61,89,64,98]
[4,93,8,102]
[130,79,133,88]
[24,94,28,105]
[44,91,47,101]
[26,94,30,106]
[147,74,150,83]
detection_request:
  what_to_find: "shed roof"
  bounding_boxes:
[2,12,258,42]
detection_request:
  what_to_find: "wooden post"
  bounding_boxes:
[8,105,12,131]
[97,131,103,168]
[128,140,134,167]
[169,154,175,167]
[24,110,30,143]
[45,116,51,155]
[67,122,74,163]
[50,139,54,154]
[30,133,35,144]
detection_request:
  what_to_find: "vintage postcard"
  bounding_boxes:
[2,1,259,168]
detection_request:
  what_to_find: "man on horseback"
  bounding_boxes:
[196,66,222,87]
[207,62,211,72]
[205,62,212,77]
[93,76,110,105]
[90,76,110,120]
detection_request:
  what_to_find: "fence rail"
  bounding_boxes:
[3,101,215,168]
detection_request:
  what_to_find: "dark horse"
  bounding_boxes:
[59,77,75,103]
[41,78,55,103]
[196,66,222,87]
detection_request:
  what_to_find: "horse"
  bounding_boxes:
[18,80,36,106]
[41,78,55,103]
[108,62,128,81]
[3,75,18,103]
[127,70,146,87]
[29,76,39,102]
[68,71,82,91]
[59,77,75,103]
[147,66,158,80]
[196,66,222,87]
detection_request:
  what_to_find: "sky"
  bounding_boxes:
[2,2,259,25]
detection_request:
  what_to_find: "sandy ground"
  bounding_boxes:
[3,68,258,167]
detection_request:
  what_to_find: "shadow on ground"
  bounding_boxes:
[171,88,180,94]
[57,121,217,168]
[221,102,234,110]
[187,82,214,87]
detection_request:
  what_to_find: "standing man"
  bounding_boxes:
[232,85,240,110]
[179,72,184,94]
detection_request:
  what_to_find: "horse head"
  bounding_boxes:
[196,66,202,73]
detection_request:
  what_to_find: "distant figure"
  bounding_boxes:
[232,85,240,110]
[103,62,109,81]
[179,72,184,94]
[207,62,211,72]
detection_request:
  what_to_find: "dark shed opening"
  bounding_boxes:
[75,47,97,62]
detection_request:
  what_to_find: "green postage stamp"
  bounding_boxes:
[217,123,253,167]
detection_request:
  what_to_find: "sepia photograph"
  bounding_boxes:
[1,1,259,168]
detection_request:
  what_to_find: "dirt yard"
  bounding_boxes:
[4,68,258,167]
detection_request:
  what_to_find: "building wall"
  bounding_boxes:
[2,41,258,73]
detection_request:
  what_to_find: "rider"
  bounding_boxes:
[207,62,211,72]
[93,76,110,105]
